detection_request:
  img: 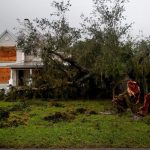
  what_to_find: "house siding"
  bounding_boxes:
[0,30,43,87]
[0,30,17,87]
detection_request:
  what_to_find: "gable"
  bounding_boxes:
[0,30,17,46]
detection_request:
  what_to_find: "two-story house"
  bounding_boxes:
[0,30,43,89]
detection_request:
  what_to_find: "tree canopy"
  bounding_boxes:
[17,0,150,99]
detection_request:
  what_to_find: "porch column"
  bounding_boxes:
[9,69,17,86]
[9,69,13,85]
[29,69,32,86]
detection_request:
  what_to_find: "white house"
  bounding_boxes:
[0,30,43,89]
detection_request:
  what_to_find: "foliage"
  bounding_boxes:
[3,86,52,100]
[79,0,132,81]
[131,38,150,95]
[17,0,85,99]
[16,0,150,99]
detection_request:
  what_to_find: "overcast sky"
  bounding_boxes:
[0,0,150,38]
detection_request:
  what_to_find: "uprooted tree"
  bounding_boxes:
[17,0,133,99]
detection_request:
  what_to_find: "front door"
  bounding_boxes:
[18,70,24,86]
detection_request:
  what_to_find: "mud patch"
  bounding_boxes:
[44,112,75,122]
[50,102,65,108]
[75,108,87,114]
[75,107,98,115]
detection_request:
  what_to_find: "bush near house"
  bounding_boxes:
[1,85,92,101]
[1,86,52,101]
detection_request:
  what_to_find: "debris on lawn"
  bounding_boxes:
[44,112,75,122]
[50,102,65,108]
[0,113,29,128]
[75,107,98,115]
[0,108,10,120]
[75,107,87,114]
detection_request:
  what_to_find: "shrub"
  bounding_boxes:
[4,87,18,101]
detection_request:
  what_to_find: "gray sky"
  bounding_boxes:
[0,0,150,38]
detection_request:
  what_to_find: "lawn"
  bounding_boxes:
[0,99,150,148]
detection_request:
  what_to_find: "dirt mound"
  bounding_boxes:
[44,112,75,122]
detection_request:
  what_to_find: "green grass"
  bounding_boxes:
[0,99,150,148]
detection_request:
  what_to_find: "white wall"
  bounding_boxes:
[25,54,41,62]
[16,48,25,62]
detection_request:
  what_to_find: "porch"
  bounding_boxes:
[8,61,43,87]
